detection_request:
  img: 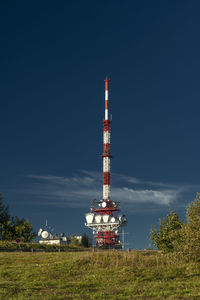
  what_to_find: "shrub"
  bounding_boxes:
[172,193,200,261]
[150,205,183,253]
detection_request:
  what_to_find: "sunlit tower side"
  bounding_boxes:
[85,78,127,249]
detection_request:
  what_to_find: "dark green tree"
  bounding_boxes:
[0,193,10,239]
[1,217,36,242]
[81,233,89,248]
[150,205,183,252]
[1,220,15,241]
[12,217,36,242]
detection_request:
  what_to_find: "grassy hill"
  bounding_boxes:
[0,250,200,299]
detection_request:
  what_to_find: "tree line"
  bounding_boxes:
[150,192,200,261]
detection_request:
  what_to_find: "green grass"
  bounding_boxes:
[0,251,200,299]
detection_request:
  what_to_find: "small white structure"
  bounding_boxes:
[38,224,69,245]
[39,237,68,245]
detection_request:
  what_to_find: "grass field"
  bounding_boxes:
[0,250,200,299]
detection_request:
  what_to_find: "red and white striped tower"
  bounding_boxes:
[103,77,111,202]
[85,78,127,249]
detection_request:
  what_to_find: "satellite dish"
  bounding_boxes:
[38,229,42,236]
[49,233,53,239]
[111,217,116,223]
[41,231,49,239]
[118,214,127,224]
[102,201,107,208]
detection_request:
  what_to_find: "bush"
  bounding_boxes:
[150,205,183,253]
[172,193,200,261]
[150,193,200,261]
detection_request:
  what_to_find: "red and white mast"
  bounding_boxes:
[103,77,111,202]
[85,77,127,249]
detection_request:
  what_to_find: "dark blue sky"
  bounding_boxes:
[1,0,200,248]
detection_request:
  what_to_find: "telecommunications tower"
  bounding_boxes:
[85,78,127,249]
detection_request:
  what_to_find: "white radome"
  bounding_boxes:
[111,217,116,223]
[95,215,102,224]
[85,213,94,224]
[102,214,110,223]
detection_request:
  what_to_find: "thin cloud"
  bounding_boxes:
[26,171,185,211]
[111,187,179,206]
